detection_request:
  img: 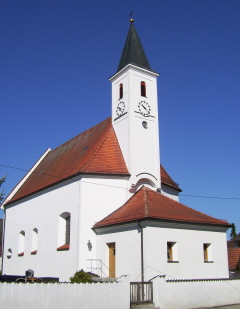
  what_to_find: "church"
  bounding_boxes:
[1,20,230,282]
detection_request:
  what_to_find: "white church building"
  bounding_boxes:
[1,20,230,282]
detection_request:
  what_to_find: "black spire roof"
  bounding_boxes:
[117,20,152,72]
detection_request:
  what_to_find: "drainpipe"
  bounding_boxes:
[137,220,144,282]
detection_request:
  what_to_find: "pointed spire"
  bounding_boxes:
[117,19,152,72]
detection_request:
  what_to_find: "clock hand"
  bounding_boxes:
[141,104,147,111]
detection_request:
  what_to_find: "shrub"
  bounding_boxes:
[70,269,93,283]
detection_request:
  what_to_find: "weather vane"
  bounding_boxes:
[130,11,134,22]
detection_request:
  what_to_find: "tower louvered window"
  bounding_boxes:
[141,81,146,97]
[119,83,123,99]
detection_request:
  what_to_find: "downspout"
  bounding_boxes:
[137,220,144,282]
[76,178,82,272]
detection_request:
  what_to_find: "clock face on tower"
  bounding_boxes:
[138,101,151,117]
[116,101,125,116]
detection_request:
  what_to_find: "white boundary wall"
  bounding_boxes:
[153,276,240,309]
[0,276,130,309]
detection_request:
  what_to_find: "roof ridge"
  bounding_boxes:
[82,125,113,171]
[143,186,150,218]
[159,191,229,223]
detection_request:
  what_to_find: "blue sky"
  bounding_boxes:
[1,0,239,238]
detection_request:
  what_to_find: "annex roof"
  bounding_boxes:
[117,20,152,73]
[94,186,230,228]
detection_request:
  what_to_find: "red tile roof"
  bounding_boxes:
[6,118,129,205]
[160,165,181,192]
[94,186,230,228]
[230,233,240,242]
[227,240,234,248]
[228,248,240,270]
[5,118,180,206]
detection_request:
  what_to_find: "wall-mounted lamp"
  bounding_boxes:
[87,240,92,251]
[7,248,12,259]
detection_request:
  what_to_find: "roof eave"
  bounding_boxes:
[4,171,131,207]
[109,63,159,81]
[1,148,51,210]
[161,182,182,193]
[93,217,231,231]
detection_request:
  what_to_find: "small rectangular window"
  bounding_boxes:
[203,243,213,262]
[203,244,208,261]
[167,242,178,262]
[167,242,173,261]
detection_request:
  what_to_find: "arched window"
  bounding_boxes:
[31,228,38,255]
[119,83,123,99]
[18,231,25,256]
[57,212,71,251]
[65,216,70,245]
[141,81,146,97]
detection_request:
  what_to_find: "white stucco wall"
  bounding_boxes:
[143,221,229,280]
[2,175,129,281]
[153,276,240,309]
[95,220,229,281]
[161,184,179,201]
[0,276,130,309]
[111,65,161,190]
[95,224,142,281]
[2,173,229,283]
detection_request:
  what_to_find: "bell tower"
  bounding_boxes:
[110,20,161,192]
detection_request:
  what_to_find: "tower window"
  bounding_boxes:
[141,81,146,97]
[119,83,123,99]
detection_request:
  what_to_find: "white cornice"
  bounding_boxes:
[109,64,159,82]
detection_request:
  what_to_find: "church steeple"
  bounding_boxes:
[110,20,161,194]
[117,20,152,73]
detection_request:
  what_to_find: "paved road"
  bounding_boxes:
[200,305,240,309]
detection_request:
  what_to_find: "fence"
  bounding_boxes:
[130,281,153,304]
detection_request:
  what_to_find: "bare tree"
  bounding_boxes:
[0,176,6,204]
